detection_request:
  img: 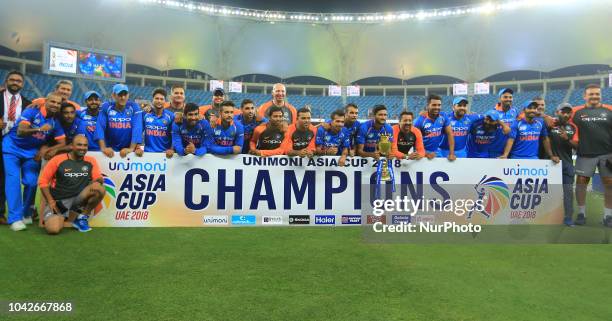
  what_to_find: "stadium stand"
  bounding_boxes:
[7,69,612,117]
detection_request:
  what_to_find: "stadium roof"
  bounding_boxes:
[203,0,481,13]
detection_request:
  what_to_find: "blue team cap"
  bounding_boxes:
[484,110,500,121]
[112,83,129,95]
[497,88,514,98]
[522,100,538,109]
[452,97,468,105]
[83,90,101,101]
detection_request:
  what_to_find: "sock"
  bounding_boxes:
[605,208,612,219]
[77,214,89,220]
[578,206,586,215]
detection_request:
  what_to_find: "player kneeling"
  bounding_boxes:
[38,135,105,234]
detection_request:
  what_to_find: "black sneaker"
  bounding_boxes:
[603,216,612,228]
[575,213,586,225]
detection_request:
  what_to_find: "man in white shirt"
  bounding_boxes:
[0,70,32,224]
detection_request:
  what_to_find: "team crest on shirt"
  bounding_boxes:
[81,166,88,171]
[162,120,168,125]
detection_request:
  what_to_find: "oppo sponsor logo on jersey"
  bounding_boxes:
[262,216,283,225]
[203,215,229,225]
[262,138,282,145]
[63,172,89,178]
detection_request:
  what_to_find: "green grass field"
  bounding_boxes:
[1,194,611,321]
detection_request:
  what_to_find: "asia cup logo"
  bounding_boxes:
[467,175,509,220]
[93,174,117,216]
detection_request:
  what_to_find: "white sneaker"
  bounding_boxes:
[10,221,27,231]
[23,216,33,225]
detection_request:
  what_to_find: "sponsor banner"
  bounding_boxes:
[203,215,229,225]
[341,215,361,225]
[392,215,412,224]
[262,216,283,225]
[474,82,490,95]
[85,154,562,227]
[452,83,468,96]
[232,215,256,225]
[366,215,387,224]
[315,215,335,225]
[288,215,310,225]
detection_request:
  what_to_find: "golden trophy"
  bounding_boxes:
[377,134,392,181]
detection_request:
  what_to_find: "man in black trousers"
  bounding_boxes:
[0,70,31,224]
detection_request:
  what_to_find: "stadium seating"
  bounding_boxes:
[9,69,607,118]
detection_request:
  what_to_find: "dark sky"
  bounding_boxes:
[198,0,481,13]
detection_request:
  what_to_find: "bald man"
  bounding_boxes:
[257,83,297,125]
[38,135,105,234]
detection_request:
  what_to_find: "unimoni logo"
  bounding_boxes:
[108,158,167,172]
[502,164,548,176]
[203,216,228,224]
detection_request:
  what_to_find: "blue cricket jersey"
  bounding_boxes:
[143,109,174,152]
[466,119,508,158]
[413,114,449,153]
[209,120,244,155]
[234,114,267,154]
[59,117,84,144]
[509,118,548,159]
[171,120,211,156]
[2,107,65,158]
[95,101,143,151]
[356,120,394,153]
[316,126,350,156]
[77,109,100,151]
[440,112,482,152]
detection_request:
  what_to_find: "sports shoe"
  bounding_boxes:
[10,221,27,231]
[575,213,586,226]
[563,217,574,227]
[603,216,612,228]
[23,216,33,225]
[72,218,92,232]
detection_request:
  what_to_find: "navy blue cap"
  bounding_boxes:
[213,88,224,96]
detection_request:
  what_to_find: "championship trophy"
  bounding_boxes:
[375,134,395,198]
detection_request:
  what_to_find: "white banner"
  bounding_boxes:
[328,85,341,96]
[86,154,563,227]
[453,83,468,96]
[474,82,490,95]
[229,81,242,93]
[347,85,360,96]
[209,80,224,91]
